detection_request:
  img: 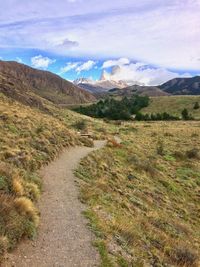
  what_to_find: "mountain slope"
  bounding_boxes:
[159,76,200,95]
[108,84,169,97]
[0,61,95,109]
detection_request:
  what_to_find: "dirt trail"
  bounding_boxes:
[6,140,106,267]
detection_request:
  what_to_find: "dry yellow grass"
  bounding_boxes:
[0,92,114,263]
[142,95,200,119]
[12,176,24,196]
[0,93,88,261]
[76,121,200,267]
[14,197,39,226]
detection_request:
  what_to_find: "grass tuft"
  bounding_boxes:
[14,197,39,227]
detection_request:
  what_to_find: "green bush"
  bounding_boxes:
[74,96,150,121]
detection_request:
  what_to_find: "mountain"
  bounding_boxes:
[73,77,94,85]
[159,76,200,95]
[0,61,95,110]
[108,84,169,97]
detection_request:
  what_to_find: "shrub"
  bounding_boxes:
[79,137,94,147]
[186,148,200,159]
[181,108,193,120]
[168,246,199,267]
[193,102,199,110]
[135,112,179,121]
[12,176,24,196]
[173,151,185,160]
[72,120,88,131]
[25,182,40,201]
[14,197,39,226]
[135,160,157,177]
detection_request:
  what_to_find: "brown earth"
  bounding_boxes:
[0,61,96,111]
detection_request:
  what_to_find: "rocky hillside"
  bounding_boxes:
[0,61,95,109]
[159,76,200,95]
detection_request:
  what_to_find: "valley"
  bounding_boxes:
[0,61,199,267]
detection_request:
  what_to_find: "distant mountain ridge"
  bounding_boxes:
[75,75,200,97]
[0,61,95,110]
[74,70,129,94]
[159,76,200,95]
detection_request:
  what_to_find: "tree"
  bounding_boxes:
[181,108,190,120]
[193,102,200,110]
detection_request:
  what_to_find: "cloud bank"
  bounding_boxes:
[0,0,199,70]
[101,58,191,86]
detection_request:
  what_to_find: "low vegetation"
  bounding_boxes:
[75,96,198,121]
[0,93,111,262]
[74,96,150,120]
[142,96,200,119]
[76,121,200,266]
[1,90,200,266]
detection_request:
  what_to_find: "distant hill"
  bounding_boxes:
[0,61,95,110]
[159,76,200,95]
[142,95,200,119]
[108,84,169,97]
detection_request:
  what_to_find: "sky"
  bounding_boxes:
[0,0,200,85]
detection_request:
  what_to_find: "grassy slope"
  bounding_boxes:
[142,96,200,119]
[0,92,111,262]
[76,121,200,267]
[1,91,200,266]
[0,93,80,260]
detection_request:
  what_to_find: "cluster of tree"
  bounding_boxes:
[75,96,150,120]
[135,108,194,121]
[135,112,179,121]
[75,96,195,121]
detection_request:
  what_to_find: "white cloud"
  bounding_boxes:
[31,55,56,69]
[102,58,130,68]
[76,60,96,73]
[102,60,191,86]
[16,57,23,63]
[60,62,80,74]
[0,1,199,70]
[60,60,96,74]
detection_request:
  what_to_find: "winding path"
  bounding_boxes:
[6,140,106,267]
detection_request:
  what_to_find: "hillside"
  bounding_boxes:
[159,76,200,95]
[0,93,83,262]
[1,87,200,266]
[142,96,200,119]
[108,85,169,97]
[76,121,200,266]
[0,91,108,264]
[0,61,95,109]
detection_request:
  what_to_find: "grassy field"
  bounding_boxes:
[1,91,200,266]
[0,93,111,262]
[76,121,200,267]
[142,96,200,119]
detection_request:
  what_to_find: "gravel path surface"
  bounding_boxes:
[6,140,106,267]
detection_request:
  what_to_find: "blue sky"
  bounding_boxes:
[0,0,199,85]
